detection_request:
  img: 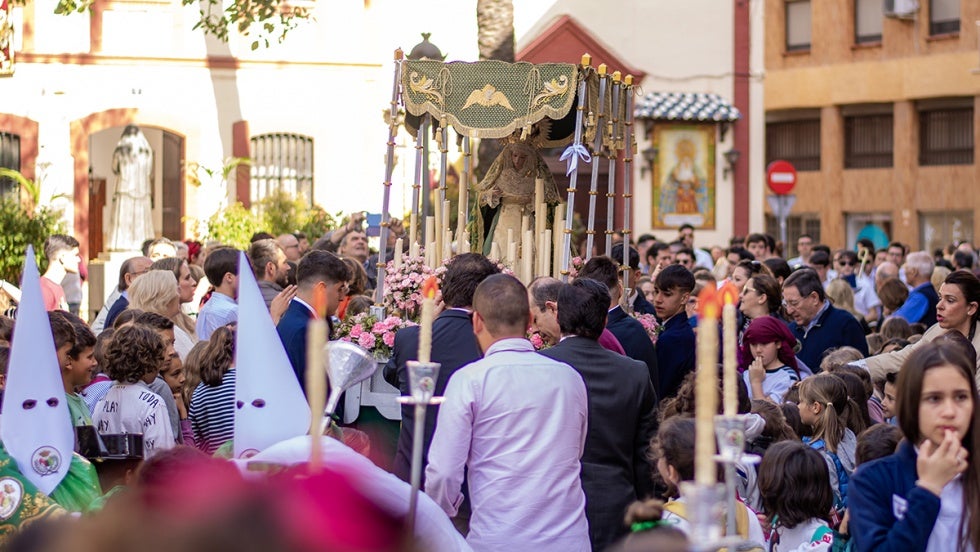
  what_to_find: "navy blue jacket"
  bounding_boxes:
[631,291,656,316]
[654,312,696,399]
[104,295,129,329]
[606,306,660,396]
[541,336,658,552]
[382,309,482,483]
[849,441,942,552]
[789,303,869,372]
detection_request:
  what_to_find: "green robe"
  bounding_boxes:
[0,442,103,544]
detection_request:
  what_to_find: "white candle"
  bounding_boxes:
[490,241,502,262]
[394,238,404,269]
[695,287,719,485]
[410,241,420,259]
[523,230,534,284]
[534,179,545,241]
[722,285,738,417]
[542,229,552,278]
[418,277,438,363]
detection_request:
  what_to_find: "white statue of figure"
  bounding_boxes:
[107,125,154,252]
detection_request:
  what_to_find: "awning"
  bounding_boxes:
[634,91,740,122]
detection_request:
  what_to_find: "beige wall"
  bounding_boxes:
[764,0,980,249]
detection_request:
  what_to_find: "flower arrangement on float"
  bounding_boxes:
[632,312,661,346]
[337,312,416,360]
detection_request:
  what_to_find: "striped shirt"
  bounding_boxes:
[195,292,238,341]
[189,369,237,454]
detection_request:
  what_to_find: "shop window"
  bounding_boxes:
[250,133,314,206]
[920,211,972,255]
[765,213,821,257]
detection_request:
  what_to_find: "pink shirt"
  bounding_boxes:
[39,276,67,311]
[425,338,590,552]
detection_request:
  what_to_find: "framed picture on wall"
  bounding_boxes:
[652,124,716,230]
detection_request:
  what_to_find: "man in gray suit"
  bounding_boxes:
[539,278,659,551]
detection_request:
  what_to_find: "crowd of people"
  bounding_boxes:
[0,217,978,552]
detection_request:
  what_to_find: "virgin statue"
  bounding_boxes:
[106,125,155,251]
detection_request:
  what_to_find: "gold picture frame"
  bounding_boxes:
[652,124,716,230]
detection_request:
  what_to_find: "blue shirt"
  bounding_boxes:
[196,292,238,340]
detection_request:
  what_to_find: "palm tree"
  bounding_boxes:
[474,0,514,182]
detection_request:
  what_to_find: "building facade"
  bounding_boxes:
[765,0,980,256]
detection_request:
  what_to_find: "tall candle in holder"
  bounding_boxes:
[720,283,739,417]
[418,276,439,363]
[306,285,328,469]
[695,285,720,485]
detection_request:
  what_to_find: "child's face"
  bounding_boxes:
[56,343,72,373]
[882,380,897,419]
[162,359,185,394]
[749,341,780,367]
[66,346,97,389]
[798,396,818,427]
[653,285,689,321]
[918,364,973,447]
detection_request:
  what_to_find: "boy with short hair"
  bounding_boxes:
[652,265,697,399]
[195,247,240,340]
[56,312,97,427]
[41,235,81,312]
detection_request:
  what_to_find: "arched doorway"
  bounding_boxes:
[71,110,185,260]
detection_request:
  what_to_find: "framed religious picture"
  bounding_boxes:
[651,124,716,230]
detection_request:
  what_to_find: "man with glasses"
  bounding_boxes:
[835,249,878,317]
[782,269,868,371]
[674,247,696,271]
[95,255,153,333]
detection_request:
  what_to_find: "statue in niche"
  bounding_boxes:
[107,125,155,252]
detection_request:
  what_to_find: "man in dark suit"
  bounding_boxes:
[577,256,660,395]
[540,278,658,551]
[276,250,351,393]
[383,253,500,484]
[651,265,697,399]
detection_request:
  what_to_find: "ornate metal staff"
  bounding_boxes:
[375,48,404,306]
[559,54,592,281]
[621,75,636,294]
[585,64,608,259]
[437,118,450,260]
[605,71,622,256]
[410,115,429,250]
[457,136,472,254]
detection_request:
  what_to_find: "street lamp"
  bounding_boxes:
[640,146,657,178]
[723,148,740,179]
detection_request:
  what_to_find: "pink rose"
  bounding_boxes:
[372,322,386,334]
[382,331,395,347]
[358,332,375,349]
[350,325,362,338]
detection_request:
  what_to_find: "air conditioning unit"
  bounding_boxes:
[885,0,919,20]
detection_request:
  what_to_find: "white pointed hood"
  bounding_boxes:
[0,246,73,495]
[233,252,310,459]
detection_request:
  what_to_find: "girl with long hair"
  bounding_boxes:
[850,342,980,551]
[797,373,861,521]
[187,326,236,454]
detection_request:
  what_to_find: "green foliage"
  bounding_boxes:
[0,199,66,282]
[298,205,340,241]
[11,0,310,47]
[206,192,340,247]
[205,201,262,250]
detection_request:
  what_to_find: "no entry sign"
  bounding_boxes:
[766,160,797,195]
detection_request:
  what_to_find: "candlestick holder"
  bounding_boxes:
[713,414,762,542]
[678,481,726,544]
[397,360,444,532]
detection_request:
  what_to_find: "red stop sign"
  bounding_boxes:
[766,160,797,195]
